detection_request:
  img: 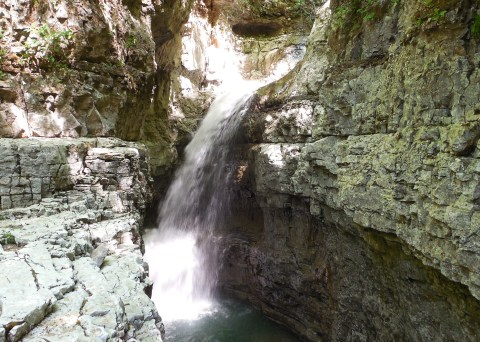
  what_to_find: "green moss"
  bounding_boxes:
[472,14,480,38]
[1,232,16,245]
[331,0,393,31]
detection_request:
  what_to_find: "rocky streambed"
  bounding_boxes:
[0,138,163,341]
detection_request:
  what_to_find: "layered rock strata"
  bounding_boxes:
[0,0,195,189]
[219,0,480,340]
[0,138,163,341]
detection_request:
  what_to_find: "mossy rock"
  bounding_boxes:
[1,232,16,245]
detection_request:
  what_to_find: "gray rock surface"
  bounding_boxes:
[0,0,156,140]
[0,138,163,341]
[0,0,197,191]
[0,0,316,203]
[220,0,480,340]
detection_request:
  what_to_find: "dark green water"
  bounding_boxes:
[164,298,301,342]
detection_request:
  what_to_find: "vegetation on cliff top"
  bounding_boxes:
[331,0,479,38]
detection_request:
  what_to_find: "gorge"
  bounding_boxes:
[1,0,480,341]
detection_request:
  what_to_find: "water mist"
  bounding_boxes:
[144,82,259,322]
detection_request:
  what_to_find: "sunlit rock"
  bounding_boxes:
[0,138,161,341]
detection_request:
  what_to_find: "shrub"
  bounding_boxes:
[126,34,138,49]
[21,24,74,69]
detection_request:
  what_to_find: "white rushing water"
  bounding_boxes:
[144,81,260,322]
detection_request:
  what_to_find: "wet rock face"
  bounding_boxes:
[0,138,164,341]
[222,200,480,341]
[219,0,480,340]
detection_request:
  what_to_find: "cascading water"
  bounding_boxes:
[144,81,259,323]
[143,3,310,335]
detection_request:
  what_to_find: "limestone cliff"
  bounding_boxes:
[0,0,196,186]
[0,1,191,340]
[1,0,479,340]
[0,138,163,341]
[0,0,315,340]
[219,0,480,340]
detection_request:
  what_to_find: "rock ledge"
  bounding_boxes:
[0,138,163,342]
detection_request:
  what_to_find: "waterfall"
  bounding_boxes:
[144,81,259,322]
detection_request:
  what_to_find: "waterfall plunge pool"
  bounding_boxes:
[144,229,301,341]
[143,82,302,341]
[164,297,301,342]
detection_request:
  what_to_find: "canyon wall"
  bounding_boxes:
[2,0,480,340]
[0,0,315,340]
[0,0,196,191]
[219,0,480,340]
[0,1,186,340]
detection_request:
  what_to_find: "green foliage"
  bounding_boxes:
[357,0,377,21]
[331,0,387,30]
[415,0,449,27]
[419,0,434,7]
[0,71,7,80]
[241,0,320,22]
[1,232,16,245]
[21,24,74,69]
[0,48,6,62]
[126,34,138,49]
[293,0,306,15]
[472,14,480,38]
[292,0,317,19]
[332,3,354,28]
[431,8,446,21]
[416,17,425,26]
